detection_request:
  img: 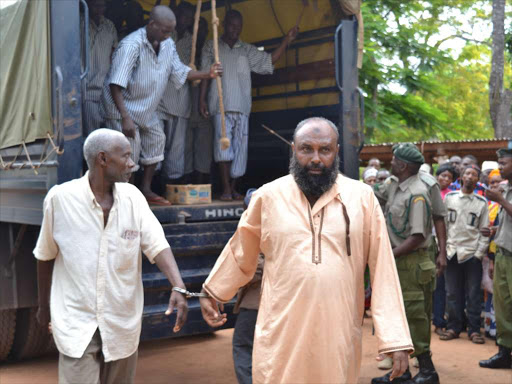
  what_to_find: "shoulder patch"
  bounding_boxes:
[419,172,437,187]
[475,194,488,204]
[413,196,426,204]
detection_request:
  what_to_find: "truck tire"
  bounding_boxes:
[0,309,16,361]
[10,307,54,359]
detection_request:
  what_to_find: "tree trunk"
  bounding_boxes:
[489,0,512,138]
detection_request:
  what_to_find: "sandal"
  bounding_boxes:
[146,195,172,206]
[469,332,485,344]
[232,191,245,201]
[220,193,233,201]
[439,329,459,341]
[434,327,446,336]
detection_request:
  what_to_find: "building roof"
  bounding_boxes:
[360,138,512,166]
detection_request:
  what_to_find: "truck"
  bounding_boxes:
[0,0,363,360]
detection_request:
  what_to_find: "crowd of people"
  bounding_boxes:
[83,0,297,206]
[359,151,512,382]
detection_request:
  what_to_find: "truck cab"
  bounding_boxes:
[0,0,362,360]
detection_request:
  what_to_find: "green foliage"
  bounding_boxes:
[359,0,503,143]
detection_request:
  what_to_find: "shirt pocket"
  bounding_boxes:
[117,233,140,270]
[388,203,407,234]
[447,209,457,223]
[466,210,480,227]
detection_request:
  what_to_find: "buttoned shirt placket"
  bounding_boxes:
[93,194,118,360]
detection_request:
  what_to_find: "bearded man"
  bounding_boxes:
[199,117,413,384]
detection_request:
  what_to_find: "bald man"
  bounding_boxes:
[35,129,188,383]
[101,6,222,206]
[199,117,412,384]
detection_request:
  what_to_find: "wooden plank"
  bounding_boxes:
[252,59,334,87]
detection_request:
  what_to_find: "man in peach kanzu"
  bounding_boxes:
[199,117,413,383]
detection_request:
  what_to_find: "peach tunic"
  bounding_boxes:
[204,174,413,384]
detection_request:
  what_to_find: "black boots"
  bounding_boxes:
[408,352,439,384]
[479,346,512,369]
[371,368,412,384]
[371,353,439,384]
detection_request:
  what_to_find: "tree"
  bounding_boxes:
[359,0,510,143]
[489,0,512,138]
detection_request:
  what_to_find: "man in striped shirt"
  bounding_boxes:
[157,2,195,184]
[101,5,222,206]
[83,0,117,135]
[200,10,298,201]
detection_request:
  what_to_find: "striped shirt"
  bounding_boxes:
[85,17,118,102]
[157,31,193,119]
[201,39,273,115]
[101,27,191,127]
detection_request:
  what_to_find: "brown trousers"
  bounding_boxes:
[58,329,137,384]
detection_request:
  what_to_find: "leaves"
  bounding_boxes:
[359,0,509,143]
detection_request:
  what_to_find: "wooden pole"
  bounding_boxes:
[211,0,230,150]
[189,0,202,86]
[189,0,201,69]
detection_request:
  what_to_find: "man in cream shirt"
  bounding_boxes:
[34,129,188,384]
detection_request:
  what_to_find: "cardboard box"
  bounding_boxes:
[166,184,212,205]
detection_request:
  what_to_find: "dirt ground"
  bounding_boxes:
[1,319,511,384]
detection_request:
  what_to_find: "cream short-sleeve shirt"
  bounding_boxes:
[34,173,169,361]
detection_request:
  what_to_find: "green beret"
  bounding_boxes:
[497,148,512,158]
[393,143,424,164]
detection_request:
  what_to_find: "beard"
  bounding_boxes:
[289,153,340,198]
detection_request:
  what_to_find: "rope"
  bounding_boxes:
[22,141,38,175]
[211,0,230,150]
[4,144,23,170]
[0,132,64,173]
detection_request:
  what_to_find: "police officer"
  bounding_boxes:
[479,148,512,369]
[373,143,440,384]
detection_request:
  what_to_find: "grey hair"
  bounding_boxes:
[83,128,127,169]
[293,117,339,142]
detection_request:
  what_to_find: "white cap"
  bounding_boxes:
[481,161,498,172]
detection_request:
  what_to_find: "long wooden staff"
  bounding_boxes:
[189,0,201,86]
[211,0,230,150]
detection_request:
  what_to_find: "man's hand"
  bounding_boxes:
[485,188,504,203]
[436,250,447,276]
[199,293,227,328]
[389,351,409,380]
[166,291,188,333]
[481,226,492,237]
[199,99,210,119]
[36,306,51,334]
[121,116,136,139]
[209,62,223,79]
[286,26,299,44]
[489,259,494,279]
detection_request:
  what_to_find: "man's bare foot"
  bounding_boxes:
[143,190,172,206]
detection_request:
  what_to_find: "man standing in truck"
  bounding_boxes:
[199,10,298,201]
[83,0,117,135]
[101,5,222,206]
[34,129,188,384]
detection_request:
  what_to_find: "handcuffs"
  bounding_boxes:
[172,286,210,299]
